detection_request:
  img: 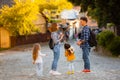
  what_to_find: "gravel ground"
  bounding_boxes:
[0,40,120,80]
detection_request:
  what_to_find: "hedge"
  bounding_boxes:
[97,30,120,56]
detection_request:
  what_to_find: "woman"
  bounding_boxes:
[48,23,64,75]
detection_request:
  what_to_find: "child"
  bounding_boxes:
[64,43,76,74]
[32,43,46,76]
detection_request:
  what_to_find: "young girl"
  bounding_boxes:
[32,43,46,76]
[64,43,76,74]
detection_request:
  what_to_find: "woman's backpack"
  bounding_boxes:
[48,38,54,49]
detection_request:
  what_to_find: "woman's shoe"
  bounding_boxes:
[50,71,61,75]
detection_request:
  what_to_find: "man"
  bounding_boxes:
[76,17,91,72]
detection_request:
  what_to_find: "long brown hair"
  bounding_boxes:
[48,23,59,32]
[32,43,40,62]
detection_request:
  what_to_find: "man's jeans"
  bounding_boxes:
[52,44,60,71]
[82,46,90,70]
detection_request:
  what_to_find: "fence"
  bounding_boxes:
[0,27,10,48]
[10,32,51,47]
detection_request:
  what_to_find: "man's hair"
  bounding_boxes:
[80,17,88,22]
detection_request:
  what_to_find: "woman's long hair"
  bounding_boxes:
[48,23,58,32]
[32,43,40,62]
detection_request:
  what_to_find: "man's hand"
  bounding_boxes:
[76,40,82,46]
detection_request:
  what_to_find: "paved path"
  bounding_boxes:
[0,40,120,80]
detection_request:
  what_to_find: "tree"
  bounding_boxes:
[69,0,120,35]
[31,0,73,27]
[35,0,73,12]
[90,0,120,35]
[0,0,40,36]
[0,0,73,36]
[68,0,81,6]
[36,0,73,22]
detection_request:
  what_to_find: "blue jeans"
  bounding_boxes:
[82,47,90,70]
[52,44,60,71]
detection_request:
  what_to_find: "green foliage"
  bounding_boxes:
[74,0,120,27]
[0,0,40,36]
[97,30,120,56]
[107,23,115,28]
[97,30,115,47]
[50,19,61,23]
[68,0,81,5]
[80,0,91,12]
[0,14,3,26]
[36,0,73,12]
[38,1,58,12]
[107,36,120,56]
[0,48,9,51]
[87,7,108,27]
[37,0,73,21]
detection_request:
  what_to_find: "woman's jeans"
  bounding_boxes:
[82,46,90,70]
[52,44,60,71]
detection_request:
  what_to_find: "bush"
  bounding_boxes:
[0,48,9,51]
[97,30,120,56]
[50,19,61,23]
[0,1,40,36]
[97,30,115,47]
[107,36,120,56]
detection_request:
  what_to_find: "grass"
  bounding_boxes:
[0,48,9,51]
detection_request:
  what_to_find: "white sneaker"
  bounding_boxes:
[49,70,53,74]
[52,71,62,75]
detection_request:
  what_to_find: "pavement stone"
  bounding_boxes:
[0,40,120,80]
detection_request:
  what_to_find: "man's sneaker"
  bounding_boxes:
[82,69,91,73]
[52,71,62,75]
